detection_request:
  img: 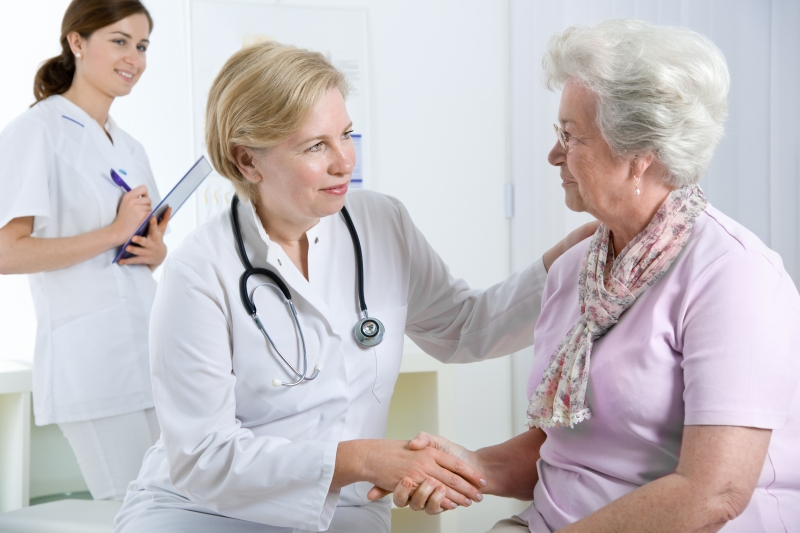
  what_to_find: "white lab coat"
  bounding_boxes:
[0,95,161,425]
[116,190,547,532]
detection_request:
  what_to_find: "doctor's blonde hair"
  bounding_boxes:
[205,41,349,204]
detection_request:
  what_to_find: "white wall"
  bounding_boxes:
[0,1,520,530]
[0,0,70,365]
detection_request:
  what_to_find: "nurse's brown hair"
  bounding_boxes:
[32,0,153,104]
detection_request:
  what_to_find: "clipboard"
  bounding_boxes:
[113,156,213,263]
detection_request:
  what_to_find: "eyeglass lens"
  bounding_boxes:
[553,124,566,150]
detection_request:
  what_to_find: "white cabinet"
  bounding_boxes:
[388,339,458,533]
[1,344,461,531]
[0,360,31,512]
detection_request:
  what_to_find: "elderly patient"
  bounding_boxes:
[377,19,800,532]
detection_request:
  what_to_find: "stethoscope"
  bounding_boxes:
[230,195,385,387]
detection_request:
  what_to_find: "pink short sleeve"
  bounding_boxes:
[681,251,800,429]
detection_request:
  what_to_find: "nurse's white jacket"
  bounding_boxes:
[0,96,160,425]
[129,190,546,531]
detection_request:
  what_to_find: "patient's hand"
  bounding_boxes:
[367,432,483,515]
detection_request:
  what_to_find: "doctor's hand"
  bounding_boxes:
[367,432,483,515]
[110,185,151,245]
[542,220,600,272]
[117,207,171,269]
[334,439,485,513]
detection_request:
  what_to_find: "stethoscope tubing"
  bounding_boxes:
[339,204,368,317]
[249,283,315,386]
[230,195,382,387]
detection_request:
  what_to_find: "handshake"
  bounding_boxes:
[363,432,488,515]
[335,408,543,512]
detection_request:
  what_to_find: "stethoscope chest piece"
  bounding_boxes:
[354,316,385,347]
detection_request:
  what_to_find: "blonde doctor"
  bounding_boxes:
[114,42,591,532]
[0,0,169,500]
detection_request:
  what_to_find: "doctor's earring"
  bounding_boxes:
[75,53,82,59]
[633,175,641,196]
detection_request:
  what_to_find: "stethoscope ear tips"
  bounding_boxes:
[272,364,323,388]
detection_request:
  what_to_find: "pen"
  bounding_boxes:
[111,168,132,192]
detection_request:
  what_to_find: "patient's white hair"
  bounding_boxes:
[544,19,729,186]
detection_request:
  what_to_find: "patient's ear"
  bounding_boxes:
[631,153,656,179]
[231,146,261,184]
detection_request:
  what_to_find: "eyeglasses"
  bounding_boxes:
[553,123,572,152]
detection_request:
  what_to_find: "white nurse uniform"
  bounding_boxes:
[0,95,162,499]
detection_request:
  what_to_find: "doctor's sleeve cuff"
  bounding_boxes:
[313,441,341,531]
[533,255,547,282]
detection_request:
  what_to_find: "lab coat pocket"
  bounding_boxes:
[372,305,408,403]
[51,302,141,413]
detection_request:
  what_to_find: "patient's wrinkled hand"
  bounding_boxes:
[367,432,484,515]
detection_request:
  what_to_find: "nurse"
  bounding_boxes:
[0,0,168,500]
[114,41,592,532]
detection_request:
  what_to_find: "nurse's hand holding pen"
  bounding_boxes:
[112,184,171,269]
[0,184,169,275]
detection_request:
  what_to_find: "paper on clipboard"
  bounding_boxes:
[113,156,213,263]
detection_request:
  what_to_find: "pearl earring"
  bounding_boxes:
[75,53,81,59]
[634,175,641,196]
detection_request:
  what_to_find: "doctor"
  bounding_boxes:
[114,41,592,532]
[0,0,168,500]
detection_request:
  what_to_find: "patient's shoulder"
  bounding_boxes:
[691,206,783,269]
[542,237,589,303]
[549,236,590,278]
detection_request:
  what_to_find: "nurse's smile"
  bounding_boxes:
[115,69,135,82]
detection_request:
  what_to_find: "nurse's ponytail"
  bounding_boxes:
[33,0,153,104]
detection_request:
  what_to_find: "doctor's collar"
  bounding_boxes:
[244,199,328,251]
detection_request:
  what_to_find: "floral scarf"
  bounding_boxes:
[526,185,708,429]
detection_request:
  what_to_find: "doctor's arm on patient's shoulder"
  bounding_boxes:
[401,193,598,365]
[0,185,170,274]
[542,221,599,272]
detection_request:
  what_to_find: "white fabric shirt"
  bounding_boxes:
[122,190,547,532]
[0,95,161,425]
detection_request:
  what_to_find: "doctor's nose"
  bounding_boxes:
[330,144,355,177]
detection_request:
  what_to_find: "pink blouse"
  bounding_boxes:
[518,206,800,532]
